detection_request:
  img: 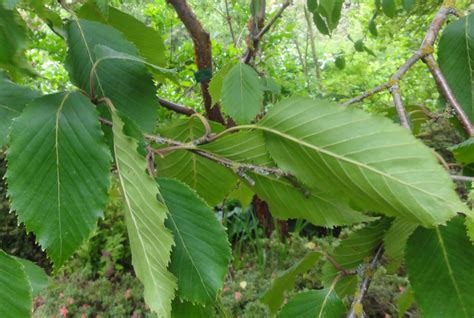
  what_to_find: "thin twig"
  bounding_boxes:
[341,3,456,108]
[224,0,237,46]
[241,0,291,64]
[390,83,410,129]
[255,0,291,40]
[347,244,384,318]
[190,112,212,144]
[451,175,474,183]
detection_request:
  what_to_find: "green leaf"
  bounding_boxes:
[0,251,31,318]
[111,107,176,317]
[221,63,263,124]
[159,178,231,304]
[260,76,281,94]
[402,0,416,11]
[251,173,373,227]
[312,12,330,35]
[369,18,378,36]
[199,130,273,166]
[7,92,111,266]
[354,39,365,52]
[257,97,467,227]
[397,285,415,318]
[79,1,167,67]
[438,13,474,121]
[406,217,474,318]
[29,3,65,37]
[450,138,474,164]
[209,62,234,106]
[2,0,19,9]
[93,45,174,75]
[0,76,41,147]
[0,6,30,78]
[383,218,417,273]
[382,0,397,18]
[15,258,49,297]
[335,55,345,70]
[307,0,318,13]
[171,299,215,318]
[199,129,372,226]
[95,0,109,17]
[65,19,158,132]
[262,251,322,316]
[276,288,346,318]
[318,0,343,31]
[321,220,390,297]
[155,118,237,206]
[227,182,254,207]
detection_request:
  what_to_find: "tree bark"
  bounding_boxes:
[167,0,226,124]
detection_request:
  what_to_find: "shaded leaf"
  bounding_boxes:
[200,129,372,226]
[79,1,167,67]
[111,107,176,317]
[397,285,415,318]
[7,92,111,266]
[406,217,474,318]
[383,218,417,273]
[382,0,397,18]
[227,182,254,207]
[0,6,30,77]
[402,0,416,12]
[156,118,237,206]
[438,13,473,121]
[251,173,373,227]
[321,220,390,297]
[15,258,48,297]
[159,178,231,304]
[221,63,263,124]
[0,76,41,147]
[0,251,31,318]
[450,138,474,165]
[95,0,109,17]
[171,299,215,318]
[199,130,272,166]
[369,18,378,36]
[262,251,322,315]
[335,55,345,70]
[209,62,234,106]
[65,19,158,132]
[258,97,467,227]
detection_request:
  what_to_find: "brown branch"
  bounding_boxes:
[241,0,291,64]
[158,97,195,116]
[422,55,474,136]
[255,0,291,40]
[390,84,410,129]
[347,244,384,318]
[167,0,226,124]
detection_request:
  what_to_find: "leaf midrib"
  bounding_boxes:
[251,124,459,212]
[54,92,72,262]
[435,228,468,317]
